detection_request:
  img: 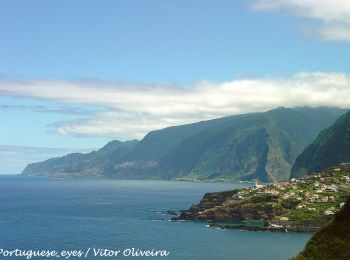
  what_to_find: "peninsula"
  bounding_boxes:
[175,164,350,232]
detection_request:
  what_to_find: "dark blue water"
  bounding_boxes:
[0,175,311,260]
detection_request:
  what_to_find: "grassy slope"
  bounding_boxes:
[292,196,350,260]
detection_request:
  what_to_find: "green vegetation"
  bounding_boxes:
[291,110,350,178]
[22,107,346,182]
[21,140,139,178]
[292,196,350,260]
[177,164,350,231]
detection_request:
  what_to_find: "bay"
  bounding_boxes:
[0,175,311,260]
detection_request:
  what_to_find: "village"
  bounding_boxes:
[230,163,350,227]
[176,163,350,232]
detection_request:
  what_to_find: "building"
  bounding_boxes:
[254,181,264,189]
[324,210,335,216]
[232,194,244,200]
[326,184,338,192]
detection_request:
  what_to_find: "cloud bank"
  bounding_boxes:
[252,0,350,42]
[0,72,350,139]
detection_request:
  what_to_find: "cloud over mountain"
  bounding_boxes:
[1,72,350,139]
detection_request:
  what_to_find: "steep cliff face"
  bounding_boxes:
[22,107,346,182]
[171,121,297,182]
[291,110,350,178]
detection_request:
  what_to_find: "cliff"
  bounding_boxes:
[291,110,350,178]
[23,107,346,182]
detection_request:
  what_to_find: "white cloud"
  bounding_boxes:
[0,104,97,115]
[0,72,350,139]
[251,0,350,42]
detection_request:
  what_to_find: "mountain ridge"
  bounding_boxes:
[22,107,347,182]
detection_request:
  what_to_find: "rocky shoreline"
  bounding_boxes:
[171,218,320,233]
[173,164,350,233]
[207,223,319,232]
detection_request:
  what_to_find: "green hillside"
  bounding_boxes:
[292,196,350,260]
[22,107,346,182]
[177,164,350,232]
[21,140,139,178]
[291,110,350,178]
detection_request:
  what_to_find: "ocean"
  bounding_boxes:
[0,175,311,260]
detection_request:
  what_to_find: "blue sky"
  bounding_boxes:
[1,0,350,82]
[1,0,350,173]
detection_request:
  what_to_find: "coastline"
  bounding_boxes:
[20,173,256,184]
[207,223,318,232]
[174,165,350,233]
[171,218,320,233]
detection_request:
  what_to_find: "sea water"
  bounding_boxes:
[0,175,311,260]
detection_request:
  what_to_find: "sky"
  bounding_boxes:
[1,0,350,173]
